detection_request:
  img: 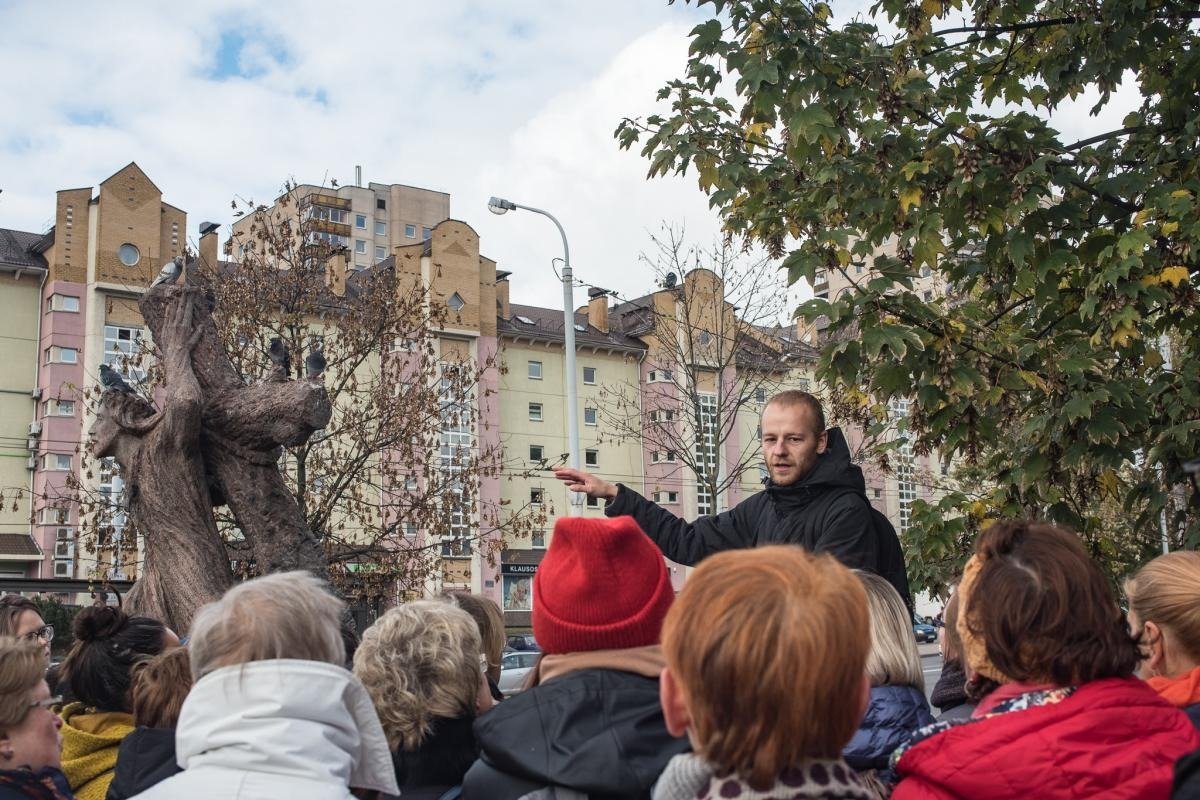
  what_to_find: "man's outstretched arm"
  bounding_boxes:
[553,467,749,565]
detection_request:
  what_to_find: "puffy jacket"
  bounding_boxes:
[128,660,398,800]
[1175,747,1200,800]
[105,728,178,800]
[844,684,935,772]
[606,428,908,599]
[462,668,689,800]
[893,677,1200,799]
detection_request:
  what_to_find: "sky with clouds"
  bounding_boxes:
[0,1,1138,315]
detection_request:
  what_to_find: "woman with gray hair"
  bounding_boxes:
[842,571,934,797]
[127,571,398,800]
[354,599,487,800]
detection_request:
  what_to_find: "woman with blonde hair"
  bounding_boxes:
[0,636,70,799]
[654,544,874,799]
[842,571,934,793]
[1125,550,1200,727]
[354,599,485,800]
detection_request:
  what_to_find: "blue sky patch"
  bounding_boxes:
[66,109,112,127]
[207,27,292,80]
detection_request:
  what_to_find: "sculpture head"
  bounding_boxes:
[90,391,156,458]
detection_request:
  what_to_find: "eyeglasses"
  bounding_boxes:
[21,624,54,644]
[28,695,62,712]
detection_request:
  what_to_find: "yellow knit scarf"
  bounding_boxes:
[58,703,135,800]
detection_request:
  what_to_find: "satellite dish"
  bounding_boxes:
[664,272,678,288]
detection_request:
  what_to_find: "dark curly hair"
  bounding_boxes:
[61,606,169,712]
[964,520,1139,686]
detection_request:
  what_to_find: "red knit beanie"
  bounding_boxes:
[532,515,674,655]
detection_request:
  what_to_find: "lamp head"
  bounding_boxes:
[488,196,516,215]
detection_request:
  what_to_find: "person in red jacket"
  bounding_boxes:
[891,520,1200,800]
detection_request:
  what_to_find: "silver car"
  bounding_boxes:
[497,650,541,696]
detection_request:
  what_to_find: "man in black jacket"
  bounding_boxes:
[554,390,908,596]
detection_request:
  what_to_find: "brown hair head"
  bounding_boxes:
[444,592,505,683]
[964,520,1139,686]
[130,647,193,729]
[941,591,963,665]
[765,390,826,434]
[662,545,868,789]
[62,606,169,713]
[0,636,46,730]
[0,595,40,639]
[1125,551,1200,663]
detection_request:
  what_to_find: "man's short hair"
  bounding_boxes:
[662,545,869,788]
[765,390,826,434]
[188,571,346,680]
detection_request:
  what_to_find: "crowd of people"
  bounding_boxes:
[0,392,1196,799]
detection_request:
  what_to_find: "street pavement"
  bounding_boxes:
[919,642,942,703]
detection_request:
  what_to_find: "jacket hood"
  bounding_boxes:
[844,684,934,771]
[766,427,865,498]
[894,678,1200,799]
[472,667,689,797]
[174,659,398,797]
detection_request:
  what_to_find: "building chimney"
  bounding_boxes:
[327,249,349,297]
[355,165,362,187]
[198,222,220,271]
[496,272,511,319]
[588,287,609,334]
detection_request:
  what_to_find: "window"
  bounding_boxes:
[104,325,147,385]
[515,315,535,325]
[650,409,676,423]
[355,214,367,229]
[405,476,419,491]
[648,369,673,383]
[586,495,600,508]
[310,206,347,224]
[43,453,71,471]
[355,240,366,254]
[528,403,543,421]
[698,331,712,346]
[46,346,78,364]
[39,507,69,525]
[530,488,544,506]
[584,407,597,426]
[405,224,417,238]
[923,290,934,301]
[529,444,544,462]
[503,574,533,611]
[755,387,767,403]
[585,449,598,467]
[814,268,827,283]
[118,243,140,267]
[527,361,542,380]
[531,530,546,548]
[403,522,418,538]
[653,491,679,504]
[44,399,75,417]
[652,451,677,464]
[375,246,386,262]
[48,294,80,313]
[376,198,386,210]
[582,366,596,384]
[54,562,71,577]
[448,292,466,312]
[422,227,432,241]
[856,263,865,274]
[375,221,386,236]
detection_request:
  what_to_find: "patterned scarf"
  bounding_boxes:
[652,753,874,800]
[0,767,75,800]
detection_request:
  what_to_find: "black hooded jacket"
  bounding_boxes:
[606,427,886,574]
[461,668,689,800]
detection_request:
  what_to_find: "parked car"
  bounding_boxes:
[913,614,937,644]
[506,633,540,652]
[497,649,541,696]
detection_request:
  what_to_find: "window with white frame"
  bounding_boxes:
[527,361,542,380]
[355,214,367,229]
[890,398,916,533]
[647,369,673,383]
[652,450,677,464]
[309,205,348,224]
[45,346,77,364]
[529,444,543,462]
[44,399,75,417]
[355,240,366,254]
[403,522,418,538]
[653,491,679,504]
[405,224,417,238]
[582,366,596,385]
[585,449,598,467]
[584,407,597,426]
[530,488,544,506]
[104,325,148,385]
[586,495,600,508]
[42,453,71,471]
[375,246,386,262]
[797,377,811,391]
[39,507,69,525]
[694,393,718,516]
[375,221,387,236]
[48,294,80,312]
[528,403,543,421]
[422,227,432,241]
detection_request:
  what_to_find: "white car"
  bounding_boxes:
[497,650,541,696]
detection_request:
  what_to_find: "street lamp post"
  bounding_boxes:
[488,196,582,514]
